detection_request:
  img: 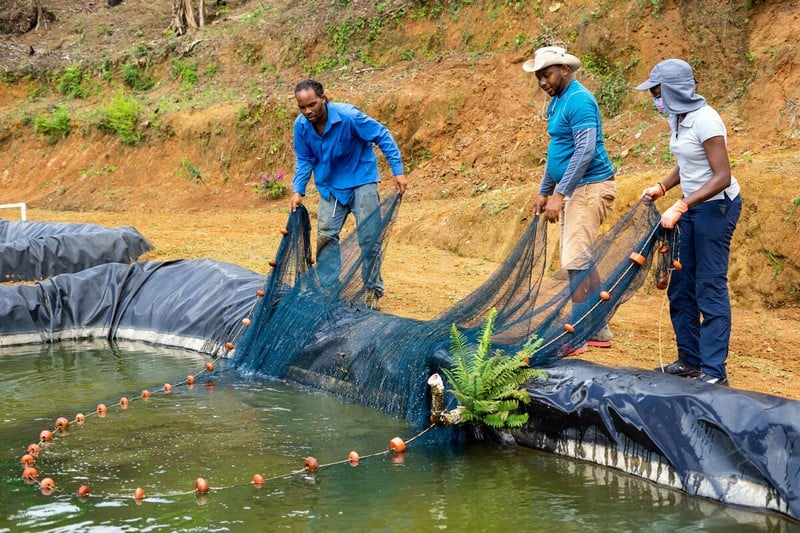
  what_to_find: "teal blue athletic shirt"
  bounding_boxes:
[292,102,405,206]
[539,80,615,197]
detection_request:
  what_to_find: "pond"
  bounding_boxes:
[0,342,793,531]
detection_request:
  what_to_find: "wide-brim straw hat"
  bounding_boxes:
[522,46,581,73]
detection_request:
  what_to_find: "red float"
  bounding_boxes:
[304,456,319,472]
[629,252,646,266]
[389,437,406,453]
[348,451,360,466]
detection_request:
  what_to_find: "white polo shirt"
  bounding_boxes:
[669,105,740,201]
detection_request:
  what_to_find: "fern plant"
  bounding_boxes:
[441,308,545,429]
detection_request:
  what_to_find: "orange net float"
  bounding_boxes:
[563,323,575,334]
[163,383,172,393]
[672,259,683,270]
[599,291,611,301]
[252,474,265,487]
[141,390,151,399]
[20,454,35,467]
[242,318,251,327]
[225,342,234,351]
[195,477,209,494]
[96,404,107,416]
[27,443,40,456]
[389,437,406,453]
[39,477,55,495]
[75,413,85,425]
[186,375,195,385]
[55,417,69,430]
[629,252,646,266]
[304,456,319,473]
[279,228,289,236]
[268,260,277,268]
[134,487,145,500]
[658,245,670,254]
[22,467,38,481]
[77,485,91,498]
[205,362,215,372]
[119,397,129,410]
[39,430,53,442]
[256,289,265,297]
[348,451,360,466]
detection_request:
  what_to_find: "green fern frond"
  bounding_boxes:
[442,308,546,429]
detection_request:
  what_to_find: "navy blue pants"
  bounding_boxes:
[669,194,742,379]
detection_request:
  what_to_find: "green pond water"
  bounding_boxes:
[0,341,794,532]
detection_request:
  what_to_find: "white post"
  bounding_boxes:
[0,202,27,220]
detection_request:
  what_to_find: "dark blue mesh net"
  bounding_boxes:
[232,192,671,426]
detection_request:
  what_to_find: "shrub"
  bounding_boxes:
[100,94,140,145]
[57,63,88,98]
[33,104,71,142]
[121,61,155,91]
[171,58,198,90]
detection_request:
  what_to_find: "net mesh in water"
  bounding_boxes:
[232,192,669,426]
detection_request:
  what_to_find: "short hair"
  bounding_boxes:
[295,79,324,97]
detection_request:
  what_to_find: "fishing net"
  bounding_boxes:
[233,192,673,426]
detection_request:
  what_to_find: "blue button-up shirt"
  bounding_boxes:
[293,102,404,206]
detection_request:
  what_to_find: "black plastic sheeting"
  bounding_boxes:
[502,358,800,522]
[0,226,798,524]
[0,218,154,282]
[0,259,262,353]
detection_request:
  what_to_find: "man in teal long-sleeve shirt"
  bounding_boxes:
[289,79,407,311]
[523,46,616,354]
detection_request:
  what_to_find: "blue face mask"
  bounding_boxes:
[653,97,667,114]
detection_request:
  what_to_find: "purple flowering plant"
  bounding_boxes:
[252,170,287,199]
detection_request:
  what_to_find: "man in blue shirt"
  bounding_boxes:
[290,79,407,311]
[523,46,617,354]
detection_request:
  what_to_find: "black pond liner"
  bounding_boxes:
[0,200,797,523]
[0,218,153,282]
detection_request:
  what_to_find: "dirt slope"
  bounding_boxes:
[0,0,798,398]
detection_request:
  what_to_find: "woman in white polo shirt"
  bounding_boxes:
[637,58,742,386]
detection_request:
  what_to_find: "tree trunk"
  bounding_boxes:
[171,0,204,36]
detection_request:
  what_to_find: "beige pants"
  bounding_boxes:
[560,180,616,270]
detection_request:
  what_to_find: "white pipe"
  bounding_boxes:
[0,202,27,221]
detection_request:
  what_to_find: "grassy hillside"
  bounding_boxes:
[0,0,798,306]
